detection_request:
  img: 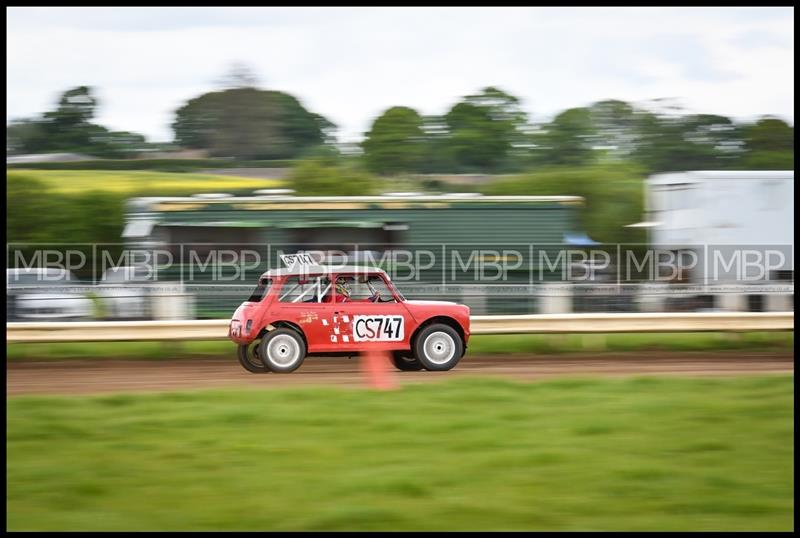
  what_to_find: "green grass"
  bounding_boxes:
[7,169,284,196]
[6,340,234,361]
[7,376,794,531]
[466,331,795,354]
[6,331,793,361]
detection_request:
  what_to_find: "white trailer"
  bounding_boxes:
[646,170,793,248]
[642,171,793,311]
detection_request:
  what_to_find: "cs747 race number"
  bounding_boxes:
[353,315,404,342]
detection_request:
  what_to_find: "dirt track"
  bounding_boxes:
[6,351,794,396]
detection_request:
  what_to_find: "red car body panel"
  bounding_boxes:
[229,266,470,354]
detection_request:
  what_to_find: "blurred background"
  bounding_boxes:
[6,7,794,322]
[6,7,794,533]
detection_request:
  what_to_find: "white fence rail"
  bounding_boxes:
[6,312,794,343]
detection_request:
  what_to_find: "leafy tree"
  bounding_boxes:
[418,115,457,173]
[587,100,641,159]
[7,172,124,244]
[482,163,648,245]
[739,117,794,169]
[41,86,101,153]
[534,107,596,166]
[68,128,149,159]
[742,117,794,152]
[45,86,98,126]
[172,88,334,160]
[6,120,48,155]
[6,86,150,158]
[362,106,427,175]
[443,86,529,172]
[287,159,378,196]
[630,107,744,173]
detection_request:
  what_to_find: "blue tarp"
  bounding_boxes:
[563,232,600,246]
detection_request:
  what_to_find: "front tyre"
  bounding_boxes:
[258,328,307,373]
[237,342,269,373]
[391,351,424,371]
[413,324,464,371]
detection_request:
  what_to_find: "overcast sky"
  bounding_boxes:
[6,7,794,144]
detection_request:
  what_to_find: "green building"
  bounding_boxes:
[123,193,584,316]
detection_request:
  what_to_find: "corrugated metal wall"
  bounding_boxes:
[137,200,579,316]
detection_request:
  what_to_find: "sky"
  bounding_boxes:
[6,7,795,144]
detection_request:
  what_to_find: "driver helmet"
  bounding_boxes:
[335,276,351,299]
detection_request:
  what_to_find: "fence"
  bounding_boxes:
[6,312,794,343]
[6,281,794,324]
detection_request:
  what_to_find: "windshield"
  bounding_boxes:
[385,278,405,301]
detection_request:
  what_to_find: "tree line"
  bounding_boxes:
[7,82,794,173]
[362,89,793,174]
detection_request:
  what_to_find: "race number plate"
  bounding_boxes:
[353,315,404,342]
[280,253,316,268]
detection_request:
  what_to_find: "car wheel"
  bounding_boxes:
[413,324,464,371]
[258,328,307,373]
[237,341,269,373]
[391,351,424,371]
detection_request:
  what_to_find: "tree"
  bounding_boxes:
[287,159,377,196]
[587,99,641,159]
[6,86,150,158]
[534,107,596,166]
[419,114,457,173]
[362,106,426,174]
[482,163,648,245]
[45,86,98,126]
[742,117,793,152]
[739,117,794,170]
[442,86,529,172]
[631,110,744,173]
[172,87,334,160]
[7,119,47,155]
[41,86,100,152]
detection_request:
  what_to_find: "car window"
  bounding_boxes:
[346,275,397,303]
[279,276,331,303]
[247,278,272,302]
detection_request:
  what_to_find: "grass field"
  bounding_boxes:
[6,331,794,361]
[6,375,794,531]
[8,169,284,196]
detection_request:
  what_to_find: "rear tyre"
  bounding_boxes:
[237,341,269,373]
[391,351,424,371]
[259,328,307,373]
[413,324,464,371]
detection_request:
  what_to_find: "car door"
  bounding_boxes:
[269,275,339,353]
[331,273,416,352]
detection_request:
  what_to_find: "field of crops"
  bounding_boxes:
[7,375,794,531]
[8,169,284,196]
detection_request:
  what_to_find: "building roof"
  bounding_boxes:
[262,265,386,278]
[648,170,793,184]
[128,193,584,212]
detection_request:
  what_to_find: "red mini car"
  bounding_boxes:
[229,265,470,373]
